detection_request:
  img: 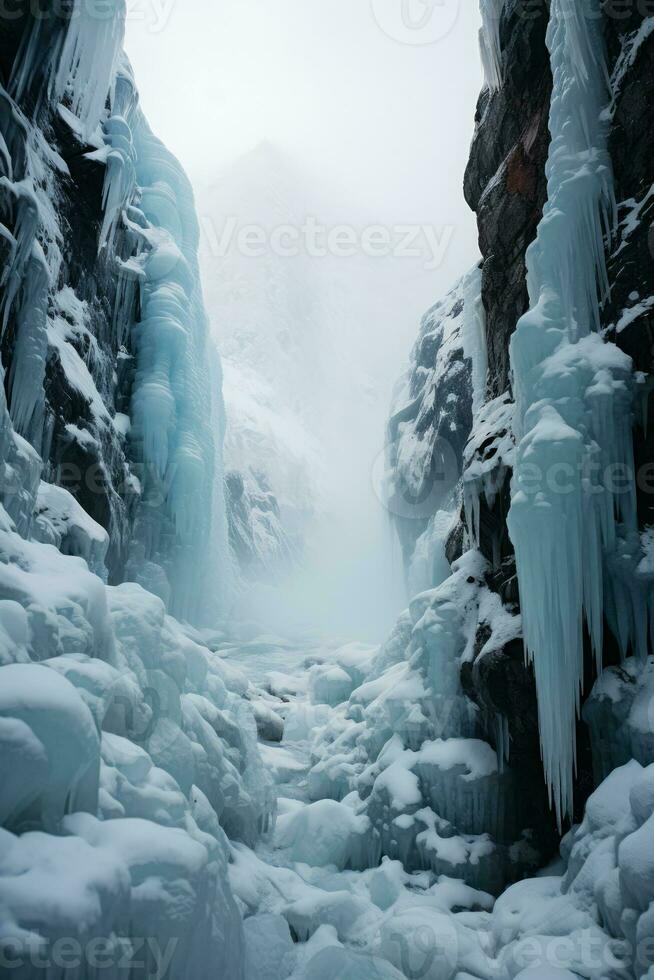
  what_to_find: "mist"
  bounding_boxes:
[125,0,483,641]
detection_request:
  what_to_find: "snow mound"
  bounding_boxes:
[276,799,370,870]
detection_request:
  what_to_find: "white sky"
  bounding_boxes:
[125,0,482,253]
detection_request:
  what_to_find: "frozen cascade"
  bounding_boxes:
[0,2,274,970]
[127,106,223,621]
[507,0,642,825]
[3,0,229,625]
[0,100,64,445]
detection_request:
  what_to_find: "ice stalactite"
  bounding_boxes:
[97,114,136,253]
[507,0,640,826]
[54,0,126,139]
[11,0,126,141]
[479,0,505,92]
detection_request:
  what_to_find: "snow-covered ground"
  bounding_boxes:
[209,625,654,980]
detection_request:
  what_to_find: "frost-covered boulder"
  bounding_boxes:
[33,482,109,579]
[379,907,459,980]
[243,913,296,980]
[478,761,654,980]
[276,798,370,870]
[583,657,654,783]
[250,696,285,742]
[0,663,100,830]
[285,890,378,945]
[0,811,244,979]
[300,946,406,980]
[309,664,355,706]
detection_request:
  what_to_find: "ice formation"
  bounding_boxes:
[507,0,644,825]
[2,0,654,976]
[479,0,505,91]
[290,553,536,896]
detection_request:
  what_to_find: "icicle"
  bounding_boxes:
[507,0,638,826]
[495,714,510,773]
[98,114,136,251]
[54,0,127,139]
[7,243,50,439]
[0,177,42,329]
[479,0,505,92]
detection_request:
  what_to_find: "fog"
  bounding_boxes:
[125,0,483,641]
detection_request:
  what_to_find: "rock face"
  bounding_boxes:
[603,14,654,533]
[387,0,654,871]
[386,268,484,594]
[225,468,295,576]
[464,0,552,400]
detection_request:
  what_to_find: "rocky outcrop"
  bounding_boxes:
[464,0,551,400]
[386,268,483,594]
[225,468,295,576]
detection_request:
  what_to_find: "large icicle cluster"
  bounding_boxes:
[507,0,642,825]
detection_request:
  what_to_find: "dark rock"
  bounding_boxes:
[464,0,552,397]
